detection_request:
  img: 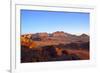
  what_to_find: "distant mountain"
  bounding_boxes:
[78,34,89,42]
[52,31,67,37]
[21,31,89,47]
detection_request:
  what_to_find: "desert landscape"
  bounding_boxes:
[21,10,90,63]
[21,31,89,63]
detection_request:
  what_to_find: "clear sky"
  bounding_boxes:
[21,9,89,35]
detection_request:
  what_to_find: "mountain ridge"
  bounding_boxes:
[21,31,89,48]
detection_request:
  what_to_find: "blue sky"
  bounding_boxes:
[21,9,89,35]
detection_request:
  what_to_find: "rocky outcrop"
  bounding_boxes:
[52,31,67,37]
[38,32,48,37]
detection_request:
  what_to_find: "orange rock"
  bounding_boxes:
[55,48,62,56]
[21,36,37,48]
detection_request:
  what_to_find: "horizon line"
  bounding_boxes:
[21,31,89,36]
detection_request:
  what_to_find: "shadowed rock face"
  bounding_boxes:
[21,31,89,63]
[21,43,89,63]
[21,45,83,63]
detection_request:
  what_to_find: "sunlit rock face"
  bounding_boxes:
[52,31,67,37]
[38,32,48,37]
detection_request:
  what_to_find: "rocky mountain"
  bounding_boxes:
[21,31,90,63]
[36,31,88,41]
[21,31,89,47]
